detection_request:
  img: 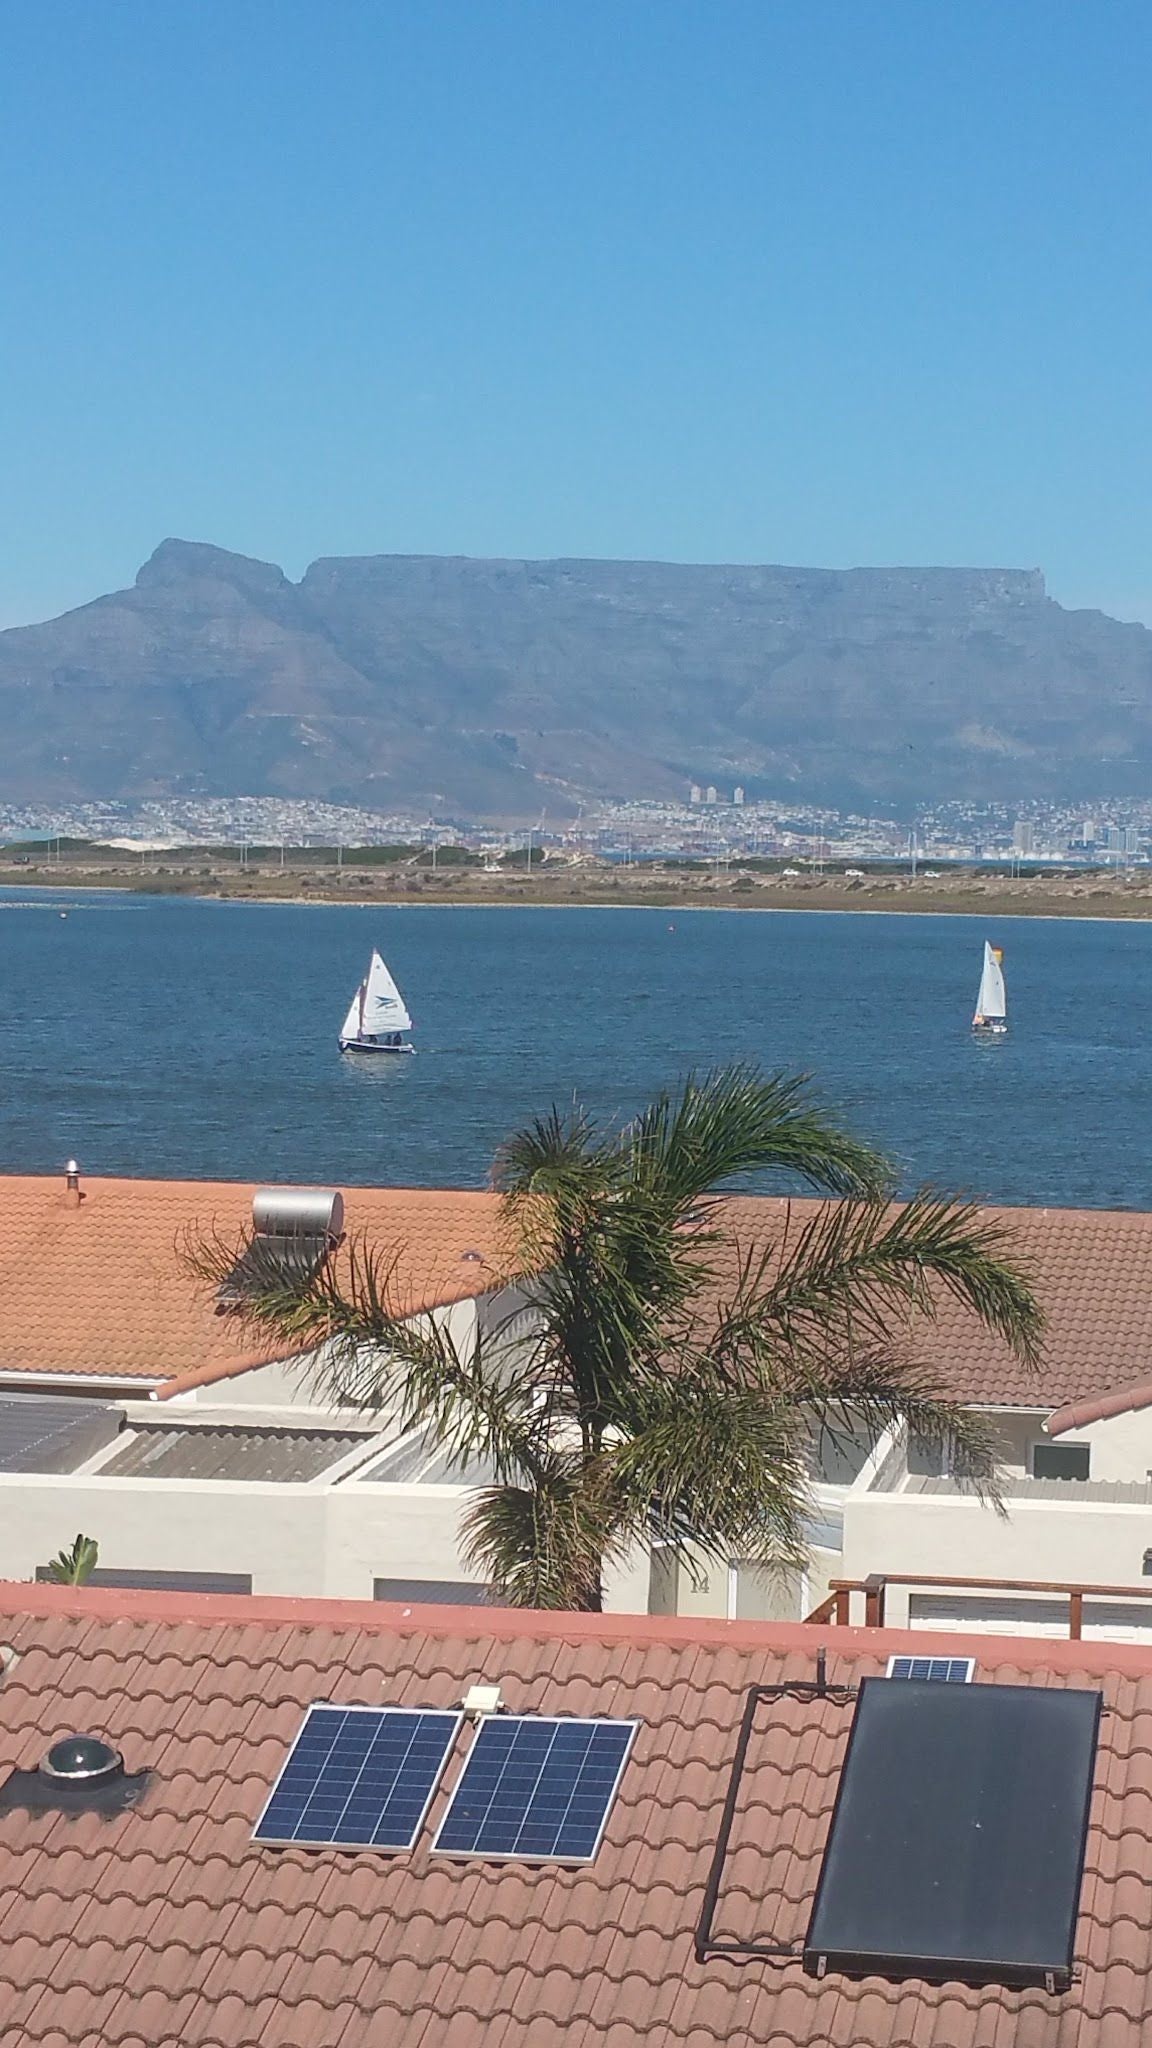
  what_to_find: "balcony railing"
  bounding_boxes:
[805,1572,1152,1639]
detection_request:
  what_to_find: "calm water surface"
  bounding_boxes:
[0,891,1147,1206]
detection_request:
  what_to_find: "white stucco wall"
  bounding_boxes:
[841,1490,1152,1623]
[172,1298,481,1416]
[0,1473,473,1599]
[1059,1404,1152,1483]
[0,1468,654,1614]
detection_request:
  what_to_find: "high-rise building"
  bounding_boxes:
[689,784,702,806]
[705,785,718,805]
[1124,827,1140,855]
[733,786,745,806]
[1012,820,1034,855]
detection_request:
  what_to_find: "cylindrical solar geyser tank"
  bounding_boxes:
[252,1188,344,1240]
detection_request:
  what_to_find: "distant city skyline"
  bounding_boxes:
[2,1,1151,628]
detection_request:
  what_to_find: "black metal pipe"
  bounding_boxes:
[695,1661,856,1965]
[694,1683,762,1963]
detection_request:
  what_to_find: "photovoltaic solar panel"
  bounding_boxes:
[886,1655,975,1683]
[252,1704,462,1852]
[432,1715,638,1862]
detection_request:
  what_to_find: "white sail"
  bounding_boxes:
[974,942,1006,1021]
[360,946,414,1040]
[339,983,365,1042]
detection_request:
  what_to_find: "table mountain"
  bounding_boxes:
[2,538,1151,818]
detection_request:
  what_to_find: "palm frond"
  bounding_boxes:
[718,1191,1043,1369]
[609,1375,812,1574]
[625,1065,893,1206]
[461,1451,625,1609]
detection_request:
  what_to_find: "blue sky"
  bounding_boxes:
[2,0,1150,627]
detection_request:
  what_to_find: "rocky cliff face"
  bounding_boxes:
[0,541,1148,816]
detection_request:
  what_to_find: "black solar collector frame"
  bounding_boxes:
[803,1678,1101,1990]
[432,1714,638,1862]
[252,1705,463,1852]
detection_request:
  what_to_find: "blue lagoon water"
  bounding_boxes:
[0,890,1148,1206]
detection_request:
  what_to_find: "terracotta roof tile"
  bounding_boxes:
[0,1175,507,1387]
[0,1586,1149,2044]
[716,1196,1152,1410]
[0,1172,1146,1412]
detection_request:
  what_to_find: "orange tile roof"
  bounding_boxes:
[716,1196,1152,1412]
[0,1582,1150,2045]
[0,1175,1144,1413]
[0,1176,508,1388]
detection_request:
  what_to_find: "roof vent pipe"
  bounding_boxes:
[64,1160,84,1205]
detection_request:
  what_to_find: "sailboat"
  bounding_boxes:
[971,941,1007,1036]
[338,950,416,1055]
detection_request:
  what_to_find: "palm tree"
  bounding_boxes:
[189,1066,1041,1610]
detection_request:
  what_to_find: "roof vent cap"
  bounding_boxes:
[40,1734,123,1783]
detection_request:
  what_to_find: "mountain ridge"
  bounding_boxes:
[2,538,1150,819]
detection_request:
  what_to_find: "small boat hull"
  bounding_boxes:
[339,1038,416,1056]
[972,1019,1007,1037]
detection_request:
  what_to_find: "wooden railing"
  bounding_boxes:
[804,1572,1152,1638]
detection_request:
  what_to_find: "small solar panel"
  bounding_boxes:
[886,1655,975,1683]
[433,1714,637,1862]
[253,1704,462,1852]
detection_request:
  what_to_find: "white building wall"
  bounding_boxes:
[1062,1405,1152,1483]
[841,1490,1152,1625]
[0,1468,652,1613]
[169,1299,480,1417]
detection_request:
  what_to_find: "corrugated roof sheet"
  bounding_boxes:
[0,1584,1150,2045]
[0,1393,122,1472]
[99,1423,372,1483]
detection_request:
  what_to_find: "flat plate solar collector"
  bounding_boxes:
[804,1678,1101,1989]
[253,1704,463,1852]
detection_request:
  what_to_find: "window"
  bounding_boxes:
[1142,1549,1152,1578]
[372,1578,501,1605]
[1031,1440,1090,1482]
[34,1567,252,1593]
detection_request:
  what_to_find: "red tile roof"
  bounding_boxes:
[0,1175,1144,1413]
[0,1582,1150,2045]
[0,1176,508,1388]
[720,1196,1152,1411]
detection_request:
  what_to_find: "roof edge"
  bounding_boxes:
[1045,1376,1152,1436]
[2,1581,1152,1675]
[153,1342,313,1401]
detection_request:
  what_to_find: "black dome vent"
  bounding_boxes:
[40,1734,123,1783]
